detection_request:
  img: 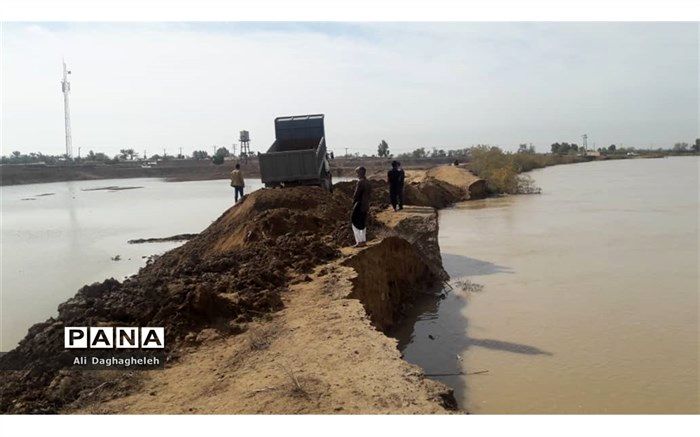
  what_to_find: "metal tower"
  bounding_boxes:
[239,130,250,163]
[61,59,73,158]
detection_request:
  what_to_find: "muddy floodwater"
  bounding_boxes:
[1,176,355,350]
[0,177,264,350]
[397,157,699,413]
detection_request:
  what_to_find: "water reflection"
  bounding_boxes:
[442,253,514,277]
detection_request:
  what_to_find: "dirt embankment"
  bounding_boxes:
[0,165,481,414]
[1,156,469,186]
[0,160,247,186]
[128,234,198,244]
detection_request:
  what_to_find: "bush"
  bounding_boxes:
[467,146,580,194]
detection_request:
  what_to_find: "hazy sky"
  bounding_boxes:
[1,22,697,156]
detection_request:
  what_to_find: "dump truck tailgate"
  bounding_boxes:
[259,148,321,184]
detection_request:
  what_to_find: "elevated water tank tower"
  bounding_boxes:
[239,130,250,162]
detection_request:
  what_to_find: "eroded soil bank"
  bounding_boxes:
[0,165,484,414]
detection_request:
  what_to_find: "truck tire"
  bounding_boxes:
[321,172,333,193]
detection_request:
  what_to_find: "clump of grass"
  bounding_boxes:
[516,174,542,195]
[247,325,277,350]
[453,279,484,293]
[279,365,309,398]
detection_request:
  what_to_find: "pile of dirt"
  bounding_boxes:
[334,179,392,211]
[375,206,447,282]
[343,237,441,333]
[0,186,354,413]
[425,165,487,199]
[73,241,456,414]
[403,178,465,209]
[0,167,483,413]
[342,166,485,210]
[404,165,487,205]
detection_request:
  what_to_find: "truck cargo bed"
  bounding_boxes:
[258,114,331,190]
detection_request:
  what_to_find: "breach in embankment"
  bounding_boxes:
[0,165,484,414]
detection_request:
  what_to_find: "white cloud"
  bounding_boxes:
[1,22,697,156]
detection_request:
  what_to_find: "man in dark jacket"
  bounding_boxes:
[387,160,405,211]
[351,166,371,247]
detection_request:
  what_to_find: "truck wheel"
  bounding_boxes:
[322,173,333,193]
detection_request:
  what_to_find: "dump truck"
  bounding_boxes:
[259,114,333,191]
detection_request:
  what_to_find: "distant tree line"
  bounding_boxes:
[550,142,579,154]
[3,138,697,166]
[352,138,699,195]
[1,145,243,165]
[362,138,700,161]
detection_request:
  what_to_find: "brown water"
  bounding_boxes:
[0,178,264,350]
[1,176,353,350]
[396,157,699,413]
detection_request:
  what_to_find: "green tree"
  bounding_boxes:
[673,142,689,152]
[119,148,137,160]
[215,147,230,158]
[411,147,427,158]
[551,142,578,155]
[192,150,209,160]
[377,140,390,158]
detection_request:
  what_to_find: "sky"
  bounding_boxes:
[1,22,698,157]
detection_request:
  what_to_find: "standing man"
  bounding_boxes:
[230,163,245,203]
[351,166,371,247]
[387,160,405,211]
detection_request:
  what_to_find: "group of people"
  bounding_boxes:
[350,160,405,247]
[229,160,406,248]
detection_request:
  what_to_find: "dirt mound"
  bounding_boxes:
[338,166,484,210]
[403,179,464,209]
[344,237,442,333]
[0,186,354,414]
[426,165,487,199]
[181,186,355,256]
[334,179,392,211]
[375,206,447,282]
[0,170,477,414]
[425,165,479,186]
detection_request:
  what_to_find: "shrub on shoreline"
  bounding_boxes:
[467,146,581,194]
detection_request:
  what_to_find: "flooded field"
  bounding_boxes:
[0,177,263,350]
[397,157,699,413]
